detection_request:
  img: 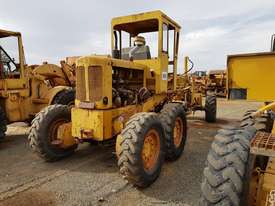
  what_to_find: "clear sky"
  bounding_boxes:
[1,0,275,73]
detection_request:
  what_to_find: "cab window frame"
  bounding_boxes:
[162,23,168,53]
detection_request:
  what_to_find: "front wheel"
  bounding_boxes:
[205,93,217,123]
[116,112,165,188]
[28,105,77,162]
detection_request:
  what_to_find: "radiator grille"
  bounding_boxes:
[76,66,86,101]
[88,66,103,102]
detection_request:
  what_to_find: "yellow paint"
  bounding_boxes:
[227,40,275,206]
[256,158,275,206]
[227,52,275,101]
[72,94,166,141]
[252,102,275,118]
[57,122,76,148]
[111,10,180,94]
[71,11,182,142]
[0,29,74,122]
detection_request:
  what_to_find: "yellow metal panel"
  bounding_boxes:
[72,94,166,141]
[2,79,28,90]
[259,157,275,206]
[227,52,275,101]
[111,10,181,31]
[76,56,155,109]
[57,122,76,148]
[72,108,105,140]
[135,59,167,94]
[135,56,168,94]
[160,53,168,93]
[76,56,113,109]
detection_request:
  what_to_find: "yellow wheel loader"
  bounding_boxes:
[200,34,275,206]
[29,11,216,187]
[0,29,76,140]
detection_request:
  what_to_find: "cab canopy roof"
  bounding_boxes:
[0,29,21,38]
[112,10,180,35]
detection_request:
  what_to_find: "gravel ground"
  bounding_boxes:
[0,99,262,206]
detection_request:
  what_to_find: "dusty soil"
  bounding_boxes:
[0,99,261,206]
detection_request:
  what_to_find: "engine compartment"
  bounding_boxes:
[112,66,151,108]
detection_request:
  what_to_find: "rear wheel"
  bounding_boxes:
[28,105,77,162]
[52,88,75,107]
[159,103,187,161]
[0,106,7,141]
[205,93,217,123]
[117,113,165,188]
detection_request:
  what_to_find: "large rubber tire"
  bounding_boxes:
[28,104,77,162]
[52,88,75,107]
[200,127,256,206]
[240,110,273,184]
[0,106,7,141]
[200,110,273,206]
[205,94,217,123]
[159,103,187,161]
[117,112,165,188]
[240,110,273,132]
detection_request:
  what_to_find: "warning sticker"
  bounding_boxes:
[162,72,168,80]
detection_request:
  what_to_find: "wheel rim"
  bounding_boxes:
[49,118,67,148]
[141,129,160,172]
[173,117,183,148]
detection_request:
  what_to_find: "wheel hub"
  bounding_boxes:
[49,119,68,148]
[173,117,183,148]
[142,129,160,172]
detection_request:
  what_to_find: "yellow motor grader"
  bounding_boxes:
[205,69,226,97]
[200,35,275,206]
[174,57,216,122]
[191,70,207,95]
[0,29,76,140]
[29,11,217,187]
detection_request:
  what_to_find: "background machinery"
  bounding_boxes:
[200,34,275,206]
[192,70,207,78]
[175,57,217,122]
[205,69,226,97]
[29,11,217,188]
[0,29,76,140]
[191,70,207,95]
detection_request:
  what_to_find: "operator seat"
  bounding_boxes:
[121,36,151,60]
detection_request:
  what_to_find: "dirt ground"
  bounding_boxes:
[0,99,262,206]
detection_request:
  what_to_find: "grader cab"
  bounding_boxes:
[200,35,275,205]
[29,11,216,187]
[0,29,75,140]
